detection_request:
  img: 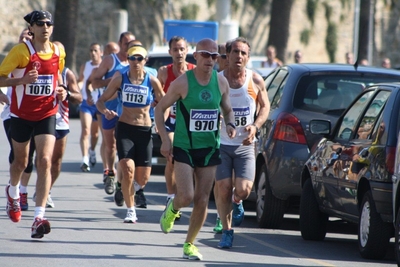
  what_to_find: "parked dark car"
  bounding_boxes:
[255,63,400,229]
[391,109,400,265]
[301,83,400,260]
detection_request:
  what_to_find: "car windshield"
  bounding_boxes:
[146,54,196,70]
[293,74,400,114]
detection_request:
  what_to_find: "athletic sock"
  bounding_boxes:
[8,184,20,199]
[19,185,28,194]
[34,206,45,219]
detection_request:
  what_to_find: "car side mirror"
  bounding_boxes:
[309,119,331,135]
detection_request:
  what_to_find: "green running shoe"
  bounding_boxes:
[183,242,203,260]
[160,198,179,233]
[213,217,222,234]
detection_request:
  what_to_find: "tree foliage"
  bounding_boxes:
[326,22,338,62]
[249,0,269,10]
[52,0,79,71]
[306,0,318,26]
[300,29,311,45]
[181,4,199,20]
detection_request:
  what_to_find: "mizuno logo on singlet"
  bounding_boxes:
[192,113,218,119]
[124,85,147,93]
[36,78,52,83]
[233,107,250,116]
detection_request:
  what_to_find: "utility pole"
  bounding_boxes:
[367,0,375,64]
[108,10,128,43]
[167,0,171,19]
[216,0,238,43]
[353,0,360,59]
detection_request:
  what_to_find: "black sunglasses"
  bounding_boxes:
[128,55,145,62]
[220,54,227,59]
[35,21,54,27]
[196,50,219,60]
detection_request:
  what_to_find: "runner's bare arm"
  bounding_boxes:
[96,71,121,118]
[218,75,236,139]
[91,55,113,89]
[66,69,82,105]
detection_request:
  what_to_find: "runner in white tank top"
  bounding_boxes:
[214,38,270,249]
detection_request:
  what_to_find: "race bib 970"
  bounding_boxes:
[189,109,218,132]
[25,74,53,96]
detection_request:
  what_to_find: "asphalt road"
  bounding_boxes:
[0,118,397,267]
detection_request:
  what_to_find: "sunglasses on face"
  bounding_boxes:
[196,50,219,60]
[128,55,145,62]
[35,21,54,27]
[220,54,227,59]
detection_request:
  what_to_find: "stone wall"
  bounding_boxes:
[0,0,54,62]
[0,0,395,73]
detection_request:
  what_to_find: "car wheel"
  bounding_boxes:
[299,178,328,240]
[358,191,391,260]
[395,206,400,265]
[256,164,286,229]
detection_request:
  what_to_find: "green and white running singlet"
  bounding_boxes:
[173,70,222,150]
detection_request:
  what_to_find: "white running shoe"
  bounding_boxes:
[46,194,55,208]
[124,210,137,223]
[32,192,55,208]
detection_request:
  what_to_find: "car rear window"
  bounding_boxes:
[293,74,400,115]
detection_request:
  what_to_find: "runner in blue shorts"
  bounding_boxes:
[97,45,164,223]
[77,42,103,172]
[113,40,158,209]
[92,32,135,195]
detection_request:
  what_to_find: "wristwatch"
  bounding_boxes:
[60,84,70,99]
[252,123,259,132]
[226,122,236,129]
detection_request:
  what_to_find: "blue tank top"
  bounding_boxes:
[104,54,129,111]
[118,70,153,110]
[116,68,156,117]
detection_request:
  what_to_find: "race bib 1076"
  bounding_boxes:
[25,74,54,96]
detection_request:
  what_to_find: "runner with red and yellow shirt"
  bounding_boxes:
[0,10,66,239]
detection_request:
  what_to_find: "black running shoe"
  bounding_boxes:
[104,170,115,195]
[80,163,90,172]
[114,183,124,207]
[135,189,147,209]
